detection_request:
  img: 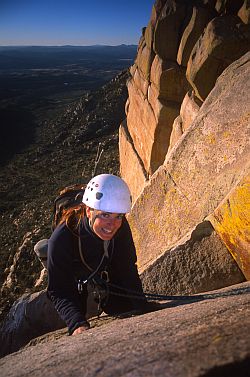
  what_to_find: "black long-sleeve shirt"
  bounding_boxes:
[47,217,147,334]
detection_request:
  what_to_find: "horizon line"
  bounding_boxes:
[0,44,138,48]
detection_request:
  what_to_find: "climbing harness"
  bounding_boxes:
[76,234,114,313]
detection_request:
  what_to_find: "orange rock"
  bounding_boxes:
[167,91,202,155]
[128,53,250,272]
[208,174,250,279]
[119,120,148,203]
[133,68,149,97]
[186,15,250,100]
[153,0,192,61]
[126,79,179,175]
[135,41,155,81]
[180,91,202,132]
[177,6,216,66]
[144,5,158,49]
[167,115,183,154]
[147,83,180,172]
[150,55,190,103]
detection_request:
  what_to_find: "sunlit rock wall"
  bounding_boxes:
[118,0,250,292]
[131,52,250,289]
[120,0,249,203]
[128,49,250,294]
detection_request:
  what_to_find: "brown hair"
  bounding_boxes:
[59,203,86,233]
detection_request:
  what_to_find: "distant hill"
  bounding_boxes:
[0,45,136,164]
[0,45,137,70]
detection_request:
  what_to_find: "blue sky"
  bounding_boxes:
[0,0,154,46]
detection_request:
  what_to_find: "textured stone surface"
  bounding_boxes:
[147,83,180,172]
[141,221,245,295]
[153,0,192,61]
[0,282,250,377]
[124,98,129,116]
[167,89,202,154]
[129,53,250,272]
[177,5,216,66]
[119,120,148,202]
[133,67,149,97]
[150,56,190,102]
[136,41,155,81]
[168,115,183,152]
[126,79,156,173]
[180,90,202,131]
[129,63,137,77]
[208,174,250,279]
[144,5,158,49]
[125,2,250,196]
[168,86,203,152]
[186,15,250,100]
[126,79,180,175]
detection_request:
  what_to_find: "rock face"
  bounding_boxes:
[186,15,250,101]
[119,120,148,202]
[153,0,192,61]
[208,174,250,280]
[128,52,250,289]
[120,0,250,200]
[168,90,202,153]
[179,91,202,132]
[118,0,250,293]
[141,221,245,295]
[177,5,216,66]
[0,282,249,377]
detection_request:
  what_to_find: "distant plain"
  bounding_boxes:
[0,45,136,163]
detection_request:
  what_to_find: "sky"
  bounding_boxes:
[0,0,155,46]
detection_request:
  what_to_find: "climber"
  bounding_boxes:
[47,174,154,335]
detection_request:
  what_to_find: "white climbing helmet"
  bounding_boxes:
[82,174,132,213]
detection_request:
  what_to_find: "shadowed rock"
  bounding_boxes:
[119,120,148,201]
[141,221,245,295]
[177,5,216,66]
[186,15,250,100]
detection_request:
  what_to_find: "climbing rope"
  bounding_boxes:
[100,279,250,302]
[106,281,199,301]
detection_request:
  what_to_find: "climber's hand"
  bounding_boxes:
[72,322,90,335]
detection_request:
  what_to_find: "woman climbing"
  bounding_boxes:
[47,174,153,335]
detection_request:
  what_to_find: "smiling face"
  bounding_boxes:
[85,207,124,241]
